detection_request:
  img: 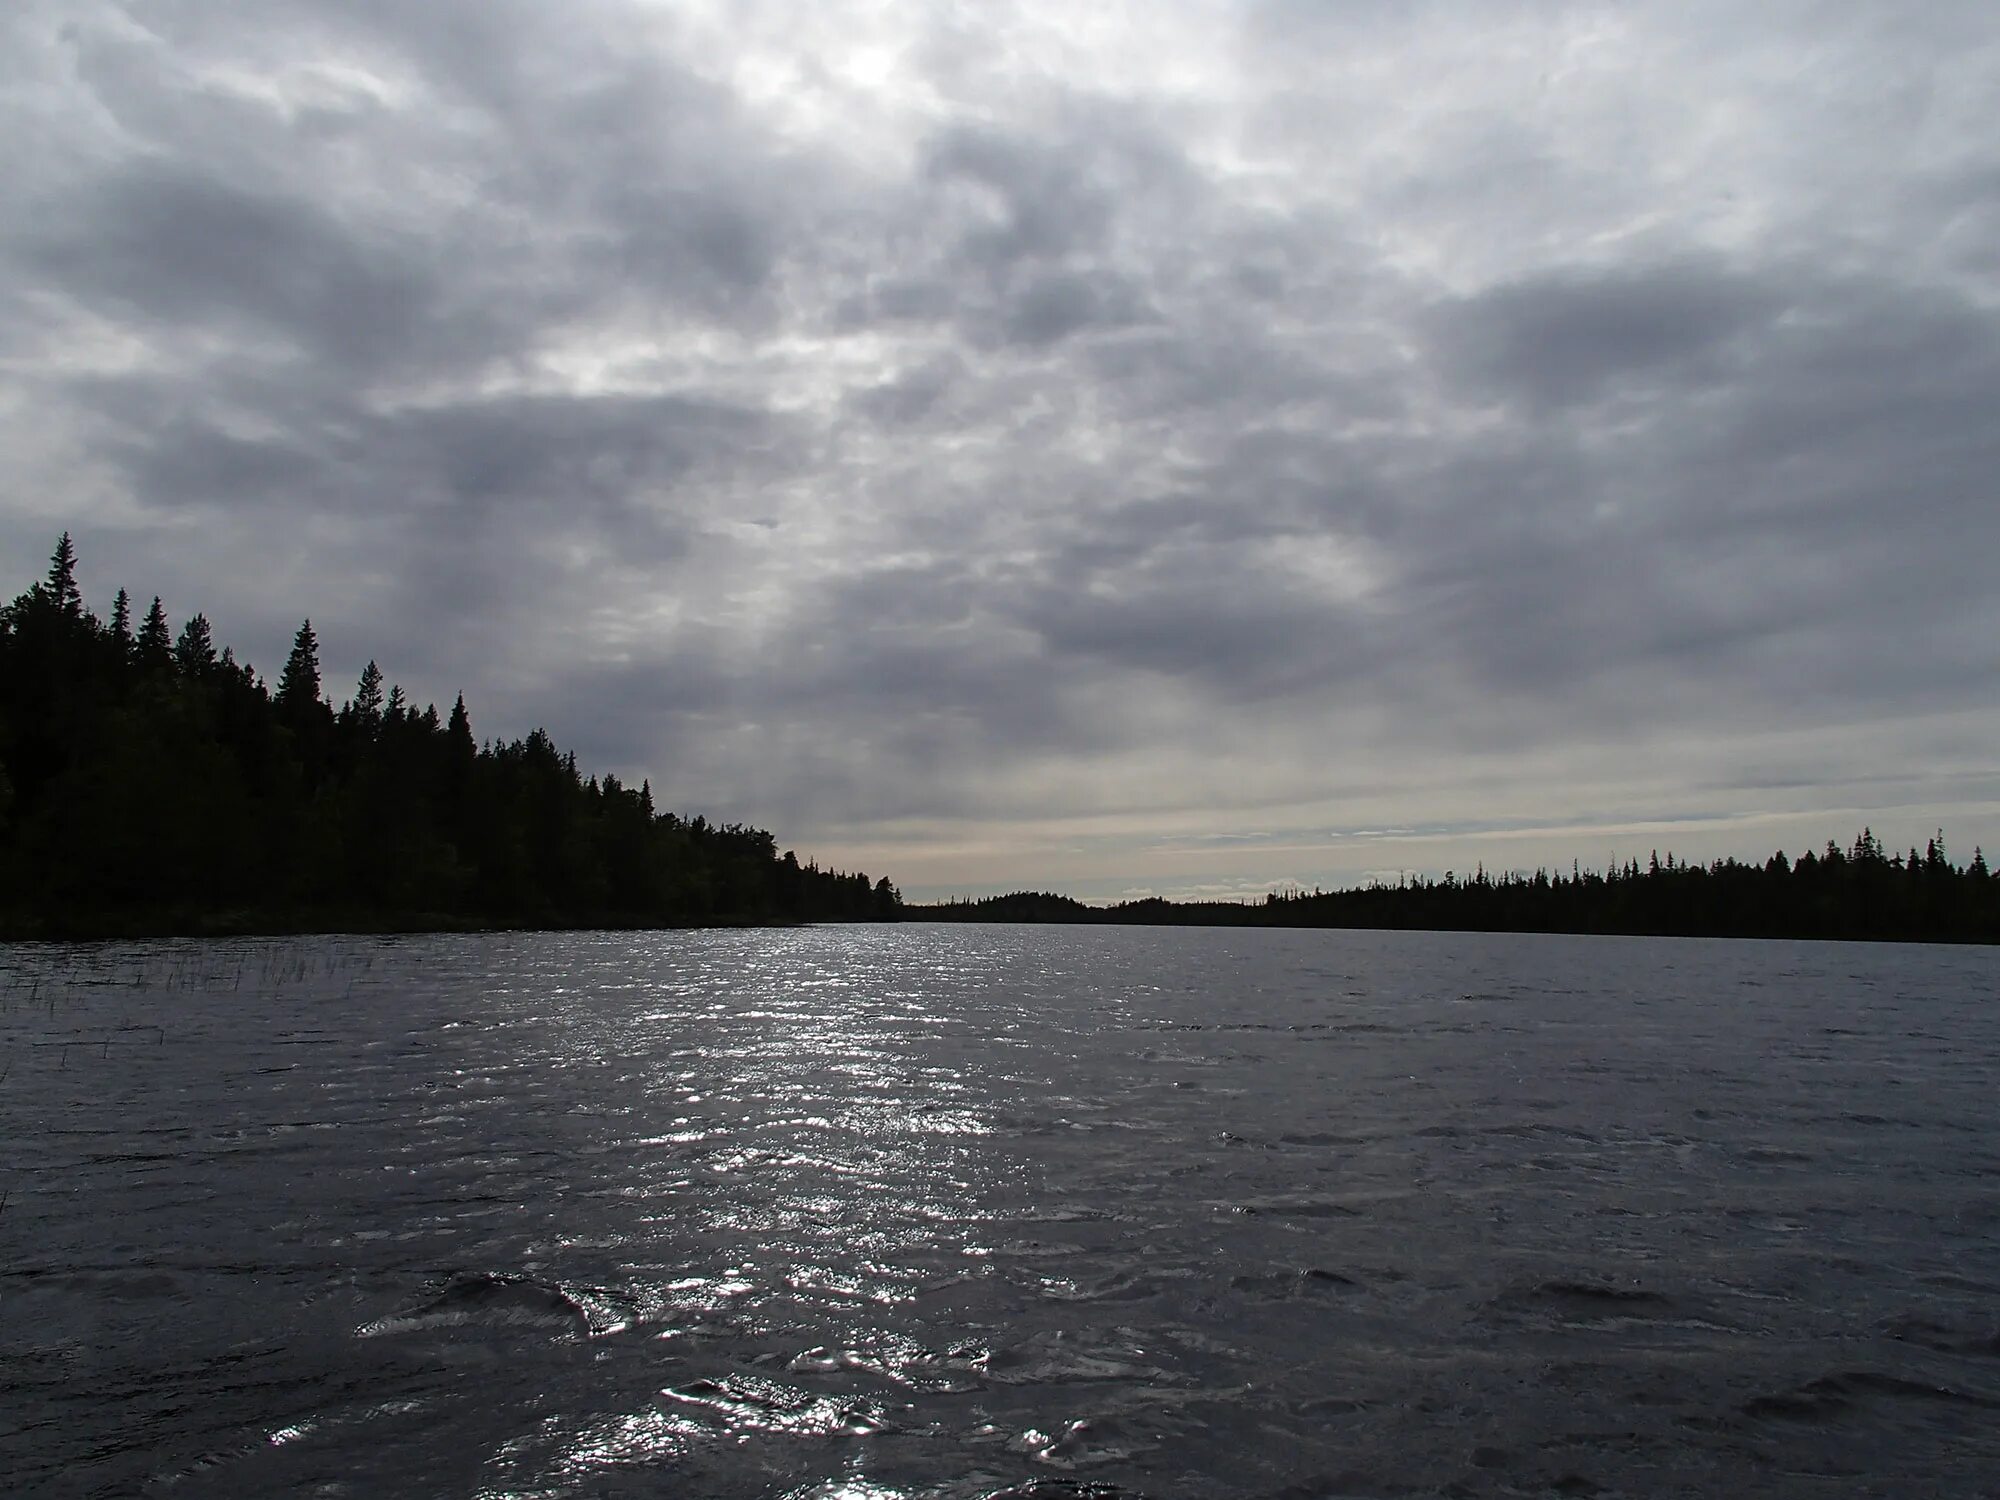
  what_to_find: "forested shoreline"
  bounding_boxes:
[0,536,900,937]
[919,831,1999,944]
[7,534,1993,946]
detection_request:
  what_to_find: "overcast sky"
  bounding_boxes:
[4,1,1996,901]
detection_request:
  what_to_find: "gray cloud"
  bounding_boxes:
[1426,259,1780,409]
[3,0,1998,899]
[25,164,438,369]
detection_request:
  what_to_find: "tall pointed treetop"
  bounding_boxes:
[276,619,322,711]
[45,532,81,616]
[137,596,172,668]
[352,660,385,728]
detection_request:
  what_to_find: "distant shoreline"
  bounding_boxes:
[901,913,1998,946]
[5,909,1992,946]
[906,838,2000,946]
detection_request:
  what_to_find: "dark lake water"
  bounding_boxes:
[3,925,1998,1498]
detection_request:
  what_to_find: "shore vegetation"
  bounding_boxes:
[920,833,1998,944]
[0,536,900,937]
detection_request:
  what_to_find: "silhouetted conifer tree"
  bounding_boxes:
[137,597,172,670]
[447,694,474,760]
[276,620,322,712]
[351,660,384,731]
[874,876,901,918]
[45,533,81,617]
[174,613,217,676]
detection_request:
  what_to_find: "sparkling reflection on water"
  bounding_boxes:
[3,925,1999,1498]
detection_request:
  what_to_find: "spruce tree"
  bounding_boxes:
[447,693,475,761]
[174,613,217,676]
[45,533,81,616]
[137,596,172,670]
[110,588,132,645]
[276,620,322,712]
[352,660,384,730]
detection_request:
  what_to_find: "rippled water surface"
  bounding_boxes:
[3,925,1999,1498]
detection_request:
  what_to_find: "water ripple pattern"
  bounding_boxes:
[2,926,1998,1497]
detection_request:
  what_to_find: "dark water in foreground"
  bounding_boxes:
[3,926,1998,1499]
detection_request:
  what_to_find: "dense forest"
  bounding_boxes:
[8,534,1992,946]
[0,535,901,937]
[920,832,1999,943]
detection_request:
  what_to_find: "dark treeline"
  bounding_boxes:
[0,535,901,936]
[921,832,2000,944]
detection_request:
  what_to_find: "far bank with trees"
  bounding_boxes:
[0,535,900,938]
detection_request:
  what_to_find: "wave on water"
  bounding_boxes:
[356,1272,622,1339]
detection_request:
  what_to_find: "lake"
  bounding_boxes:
[3,925,1998,1498]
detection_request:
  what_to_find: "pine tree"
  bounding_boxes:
[276,620,322,712]
[45,533,81,616]
[174,613,217,676]
[873,875,901,918]
[137,596,172,670]
[447,693,475,761]
[110,588,132,645]
[352,660,384,730]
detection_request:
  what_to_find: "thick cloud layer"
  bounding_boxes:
[5,1,1996,898]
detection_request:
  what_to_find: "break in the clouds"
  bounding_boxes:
[4,0,1997,900]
